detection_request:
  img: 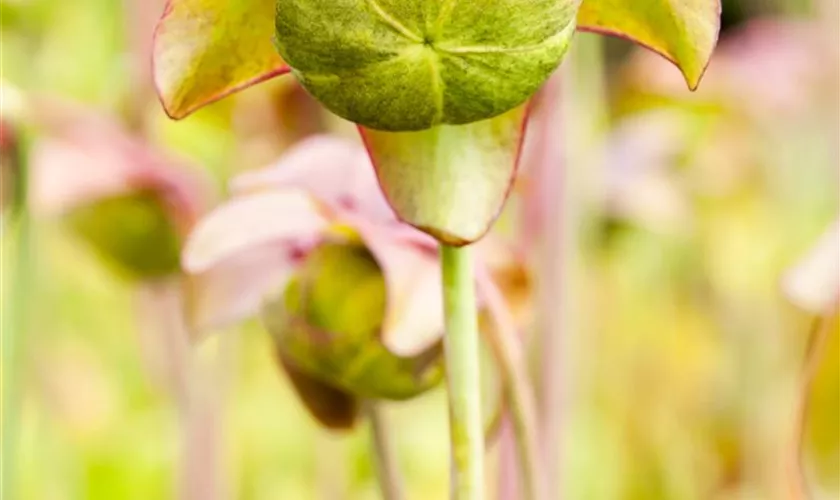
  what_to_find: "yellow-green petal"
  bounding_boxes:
[360,105,528,245]
[153,0,289,119]
[577,0,721,89]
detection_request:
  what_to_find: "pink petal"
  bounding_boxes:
[232,135,395,223]
[347,215,444,357]
[184,242,296,332]
[182,190,328,273]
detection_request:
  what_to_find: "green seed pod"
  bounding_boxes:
[261,241,443,425]
[275,0,578,131]
[65,190,183,279]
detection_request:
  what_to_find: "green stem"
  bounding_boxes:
[441,244,484,500]
[366,402,404,500]
[2,126,32,500]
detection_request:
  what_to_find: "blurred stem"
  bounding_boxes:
[365,402,404,500]
[441,244,484,500]
[479,272,545,500]
[2,127,32,500]
[537,33,606,498]
[789,313,837,500]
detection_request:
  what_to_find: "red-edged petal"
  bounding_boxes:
[359,105,530,246]
[152,0,290,119]
[578,0,721,89]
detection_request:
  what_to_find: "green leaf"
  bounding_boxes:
[153,0,289,119]
[578,0,721,89]
[360,105,528,245]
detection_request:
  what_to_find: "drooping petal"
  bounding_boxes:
[182,191,327,273]
[231,135,395,223]
[348,217,444,358]
[184,242,294,332]
[182,190,332,331]
[577,0,721,89]
[359,105,529,245]
[153,0,290,119]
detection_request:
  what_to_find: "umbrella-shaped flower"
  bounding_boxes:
[153,0,720,245]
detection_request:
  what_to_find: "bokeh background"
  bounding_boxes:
[1,0,837,499]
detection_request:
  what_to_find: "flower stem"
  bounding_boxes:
[2,126,32,500]
[366,402,404,500]
[441,244,484,500]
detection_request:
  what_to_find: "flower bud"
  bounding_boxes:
[261,241,443,418]
[65,190,183,279]
[275,0,577,130]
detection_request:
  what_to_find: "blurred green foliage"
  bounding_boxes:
[2,0,837,499]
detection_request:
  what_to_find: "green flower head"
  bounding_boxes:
[275,0,577,130]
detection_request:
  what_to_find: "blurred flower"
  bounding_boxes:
[600,111,694,234]
[183,136,447,428]
[614,18,840,203]
[28,97,210,279]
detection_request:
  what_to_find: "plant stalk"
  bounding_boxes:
[366,402,404,500]
[535,33,606,498]
[441,244,484,500]
[2,126,32,500]
[478,271,545,500]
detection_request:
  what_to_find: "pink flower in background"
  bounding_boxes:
[28,97,210,278]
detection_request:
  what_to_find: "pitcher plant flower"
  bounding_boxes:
[183,135,445,426]
[153,0,720,245]
[154,2,720,497]
[182,135,543,493]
